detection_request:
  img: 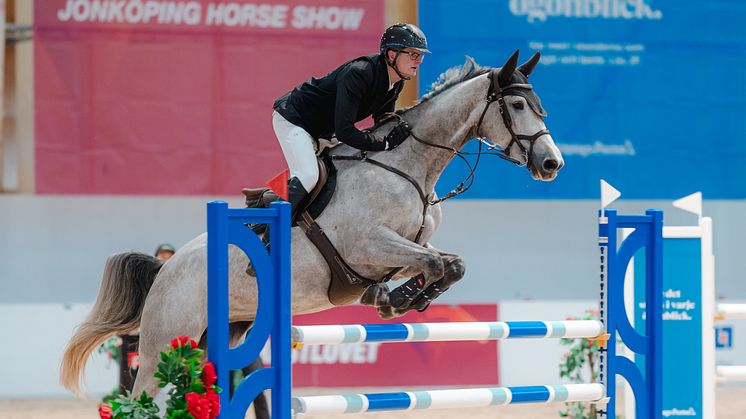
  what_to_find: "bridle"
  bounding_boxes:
[330,68,550,281]
[401,68,551,202]
[475,69,550,168]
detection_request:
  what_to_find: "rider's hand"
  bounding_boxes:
[384,120,411,150]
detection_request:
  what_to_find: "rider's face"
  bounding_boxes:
[391,49,424,79]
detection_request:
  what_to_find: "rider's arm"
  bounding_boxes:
[373,82,402,123]
[334,65,387,151]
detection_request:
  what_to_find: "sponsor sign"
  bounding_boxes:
[288,304,499,387]
[420,0,746,198]
[34,0,382,194]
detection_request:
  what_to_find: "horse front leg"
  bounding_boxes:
[408,248,466,312]
[351,227,444,319]
[360,243,465,319]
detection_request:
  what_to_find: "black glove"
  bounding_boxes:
[384,120,411,150]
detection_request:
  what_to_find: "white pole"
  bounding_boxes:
[716,303,746,320]
[701,217,715,419]
[716,366,746,382]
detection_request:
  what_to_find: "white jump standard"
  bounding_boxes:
[206,200,665,419]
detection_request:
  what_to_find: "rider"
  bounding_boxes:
[271,23,429,220]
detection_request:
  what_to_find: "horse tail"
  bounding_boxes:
[60,252,163,396]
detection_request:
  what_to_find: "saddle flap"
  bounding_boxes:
[303,158,329,213]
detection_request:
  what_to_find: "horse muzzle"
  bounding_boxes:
[529,138,564,181]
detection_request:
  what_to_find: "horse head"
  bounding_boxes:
[476,50,564,180]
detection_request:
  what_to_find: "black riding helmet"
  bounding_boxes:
[380,23,430,80]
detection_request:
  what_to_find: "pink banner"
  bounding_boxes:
[291,304,500,388]
[34,0,383,194]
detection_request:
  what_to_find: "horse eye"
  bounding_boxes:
[512,101,525,110]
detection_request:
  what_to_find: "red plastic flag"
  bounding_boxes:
[266,169,289,201]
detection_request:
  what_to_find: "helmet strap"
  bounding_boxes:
[386,50,411,81]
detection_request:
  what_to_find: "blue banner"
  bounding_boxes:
[420,0,746,199]
[634,238,704,417]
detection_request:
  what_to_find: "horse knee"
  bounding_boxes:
[443,257,466,285]
[423,254,445,285]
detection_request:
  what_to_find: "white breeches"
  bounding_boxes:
[273,111,319,191]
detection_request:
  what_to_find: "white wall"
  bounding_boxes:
[4,196,745,304]
[498,300,597,386]
[0,303,118,397]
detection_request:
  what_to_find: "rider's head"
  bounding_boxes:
[380,23,429,81]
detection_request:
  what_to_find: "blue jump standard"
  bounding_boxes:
[207,201,664,419]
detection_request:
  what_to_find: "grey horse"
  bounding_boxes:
[61,50,563,399]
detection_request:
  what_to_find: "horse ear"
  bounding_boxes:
[518,51,541,77]
[497,50,520,87]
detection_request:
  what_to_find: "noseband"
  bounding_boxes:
[475,70,550,169]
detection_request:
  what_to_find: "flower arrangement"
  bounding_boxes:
[99,336,221,419]
[558,310,601,419]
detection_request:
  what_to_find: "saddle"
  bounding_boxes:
[242,154,335,224]
[242,153,378,305]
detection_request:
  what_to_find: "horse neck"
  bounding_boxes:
[385,75,488,195]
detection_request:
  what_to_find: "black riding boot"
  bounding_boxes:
[287,176,310,221]
[246,177,310,276]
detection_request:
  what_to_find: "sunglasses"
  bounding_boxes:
[401,50,424,61]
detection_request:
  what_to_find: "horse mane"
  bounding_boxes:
[368,57,491,132]
[391,55,544,119]
[421,56,492,101]
[392,56,491,119]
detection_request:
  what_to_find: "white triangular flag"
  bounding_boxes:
[672,192,702,218]
[600,179,621,209]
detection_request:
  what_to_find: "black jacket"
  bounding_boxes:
[273,54,404,151]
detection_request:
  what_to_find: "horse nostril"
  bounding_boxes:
[543,158,560,172]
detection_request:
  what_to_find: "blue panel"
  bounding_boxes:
[506,321,548,337]
[634,238,703,417]
[363,324,410,342]
[420,0,746,199]
[509,386,551,403]
[365,392,412,411]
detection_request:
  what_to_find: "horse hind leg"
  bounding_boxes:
[132,313,207,398]
[131,343,162,399]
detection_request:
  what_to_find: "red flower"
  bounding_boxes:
[186,392,209,419]
[202,361,217,388]
[170,336,198,350]
[205,388,221,418]
[186,391,219,419]
[98,404,113,419]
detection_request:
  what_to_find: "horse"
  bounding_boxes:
[60,50,563,399]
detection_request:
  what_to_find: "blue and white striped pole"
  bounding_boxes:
[292,384,604,415]
[292,320,602,346]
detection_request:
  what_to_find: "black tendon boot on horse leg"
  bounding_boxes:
[246,177,310,276]
[387,274,427,309]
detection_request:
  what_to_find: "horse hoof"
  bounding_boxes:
[377,306,396,320]
[360,284,389,306]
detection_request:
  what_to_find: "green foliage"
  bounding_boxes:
[102,386,121,404]
[109,391,160,419]
[558,310,600,419]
